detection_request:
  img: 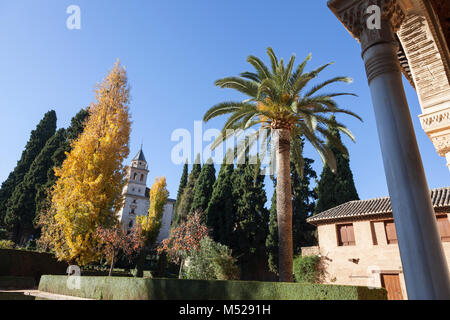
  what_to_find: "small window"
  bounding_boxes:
[140,174,144,182]
[384,220,398,244]
[128,220,133,228]
[133,172,137,180]
[337,223,355,246]
[370,221,378,245]
[437,216,450,242]
[130,208,135,215]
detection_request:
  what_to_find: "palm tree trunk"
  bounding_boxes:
[273,128,293,282]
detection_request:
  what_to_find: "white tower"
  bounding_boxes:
[118,147,150,232]
[118,146,176,241]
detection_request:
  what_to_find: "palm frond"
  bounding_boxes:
[203,102,252,122]
[215,77,258,97]
[283,54,296,86]
[290,53,312,85]
[240,72,261,82]
[247,55,271,80]
[305,77,353,97]
[267,47,279,74]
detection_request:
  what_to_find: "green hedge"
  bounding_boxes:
[0,249,68,282]
[39,276,387,300]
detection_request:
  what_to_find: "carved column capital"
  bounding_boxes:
[328,0,406,51]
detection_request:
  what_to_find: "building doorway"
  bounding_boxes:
[381,273,404,300]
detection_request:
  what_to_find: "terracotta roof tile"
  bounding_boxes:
[307,187,450,225]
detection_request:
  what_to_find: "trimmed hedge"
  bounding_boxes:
[39,276,387,300]
[0,276,36,290]
[0,249,68,283]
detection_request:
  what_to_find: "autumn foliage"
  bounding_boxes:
[97,224,144,276]
[136,176,169,245]
[43,61,131,265]
[159,211,209,267]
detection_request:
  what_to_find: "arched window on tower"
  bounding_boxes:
[133,172,138,180]
[128,220,133,229]
[140,174,144,182]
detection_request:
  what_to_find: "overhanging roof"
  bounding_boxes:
[308,187,450,225]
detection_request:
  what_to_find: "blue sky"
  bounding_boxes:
[0,0,447,203]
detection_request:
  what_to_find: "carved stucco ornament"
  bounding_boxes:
[329,0,406,50]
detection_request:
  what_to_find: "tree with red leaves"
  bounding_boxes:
[158,211,208,278]
[97,224,144,276]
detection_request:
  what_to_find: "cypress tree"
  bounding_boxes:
[266,153,317,275]
[191,158,216,213]
[34,108,89,224]
[231,157,269,279]
[176,154,201,223]
[5,129,66,243]
[205,161,234,246]
[0,110,57,228]
[172,160,188,224]
[291,158,317,251]
[48,108,89,175]
[315,116,359,214]
[65,108,89,143]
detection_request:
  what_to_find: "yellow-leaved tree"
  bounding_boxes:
[135,176,169,276]
[48,61,131,265]
[136,177,169,245]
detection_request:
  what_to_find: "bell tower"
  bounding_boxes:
[125,147,149,198]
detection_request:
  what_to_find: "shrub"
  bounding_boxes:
[184,237,239,280]
[0,240,15,249]
[24,239,37,251]
[38,275,387,300]
[293,255,324,283]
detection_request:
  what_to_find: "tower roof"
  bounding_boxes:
[133,148,146,162]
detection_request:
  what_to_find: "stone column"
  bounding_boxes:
[328,0,450,299]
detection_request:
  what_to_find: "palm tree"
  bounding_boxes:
[203,47,362,282]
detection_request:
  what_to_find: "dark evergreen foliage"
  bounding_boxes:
[34,108,89,226]
[1,109,88,243]
[4,129,65,242]
[172,160,189,225]
[175,154,202,224]
[190,159,216,213]
[315,116,359,214]
[0,110,57,228]
[230,157,269,280]
[205,161,234,247]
